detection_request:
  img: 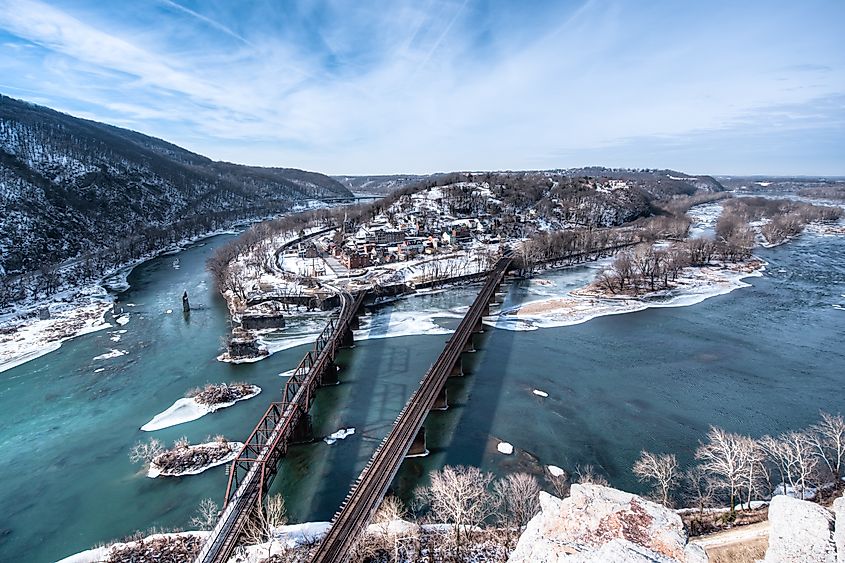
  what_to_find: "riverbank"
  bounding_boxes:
[0,226,248,374]
[0,286,113,373]
[491,259,765,331]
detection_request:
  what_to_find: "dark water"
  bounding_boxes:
[0,232,843,561]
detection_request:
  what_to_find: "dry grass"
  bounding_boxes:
[706,536,767,563]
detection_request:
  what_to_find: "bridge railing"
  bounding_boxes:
[196,290,365,563]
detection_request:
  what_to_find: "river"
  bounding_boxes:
[0,229,843,562]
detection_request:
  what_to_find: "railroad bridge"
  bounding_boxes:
[195,289,367,563]
[311,254,513,562]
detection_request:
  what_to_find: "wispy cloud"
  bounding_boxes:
[0,0,843,175]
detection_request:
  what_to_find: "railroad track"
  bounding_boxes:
[311,255,512,562]
[195,289,364,563]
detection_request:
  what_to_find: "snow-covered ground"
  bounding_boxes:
[0,290,112,373]
[490,261,765,332]
[147,441,244,478]
[0,225,251,375]
[56,531,211,563]
[141,385,261,431]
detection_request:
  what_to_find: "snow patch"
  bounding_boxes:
[141,386,261,431]
[497,441,514,455]
[147,442,243,478]
[324,427,355,445]
[547,465,566,477]
[93,349,127,361]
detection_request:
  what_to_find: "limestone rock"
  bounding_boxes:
[508,484,706,562]
[834,494,845,563]
[683,542,709,563]
[764,495,836,563]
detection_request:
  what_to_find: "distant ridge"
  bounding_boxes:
[0,94,351,275]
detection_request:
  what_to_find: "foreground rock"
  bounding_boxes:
[764,495,836,563]
[835,495,845,563]
[508,484,707,562]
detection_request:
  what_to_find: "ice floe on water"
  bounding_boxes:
[497,441,514,455]
[547,465,566,477]
[141,386,261,431]
[93,368,105,373]
[93,349,127,361]
[278,368,298,377]
[324,427,355,445]
[109,334,121,342]
[114,314,130,326]
[533,389,549,398]
[354,309,455,341]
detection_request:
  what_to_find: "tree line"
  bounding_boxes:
[632,411,844,532]
[0,202,290,311]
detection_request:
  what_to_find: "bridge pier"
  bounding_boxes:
[320,361,341,386]
[291,414,314,444]
[472,318,485,334]
[340,327,355,348]
[407,426,428,457]
[349,315,360,330]
[462,339,476,353]
[449,357,464,377]
[432,386,448,411]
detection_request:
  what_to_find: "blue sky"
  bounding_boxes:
[0,0,843,175]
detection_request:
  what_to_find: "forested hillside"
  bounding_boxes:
[0,94,350,276]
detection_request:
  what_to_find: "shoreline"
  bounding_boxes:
[0,227,243,375]
[147,441,244,478]
[490,260,766,332]
[141,385,262,431]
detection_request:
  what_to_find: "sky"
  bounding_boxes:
[0,0,843,176]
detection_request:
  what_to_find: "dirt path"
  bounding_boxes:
[692,520,769,550]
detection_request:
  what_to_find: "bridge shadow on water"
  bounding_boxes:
[272,297,451,522]
[388,281,522,503]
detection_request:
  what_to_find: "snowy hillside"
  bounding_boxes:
[0,94,351,275]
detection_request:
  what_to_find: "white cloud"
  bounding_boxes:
[0,0,842,174]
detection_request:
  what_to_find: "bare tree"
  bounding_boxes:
[632,451,680,507]
[761,432,819,499]
[493,472,541,530]
[695,427,745,516]
[683,466,718,536]
[368,496,414,562]
[243,494,288,560]
[190,498,219,531]
[737,437,766,509]
[416,465,495,551]
[809,411,845,482]
[129,438,164,465]
[573,464,610,487]
[545,467,571,499]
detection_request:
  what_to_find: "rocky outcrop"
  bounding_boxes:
[835,495,845,563]
[764,495,836,563]
[507,484,706,562]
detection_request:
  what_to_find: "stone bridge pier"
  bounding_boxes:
[405,279,509,458]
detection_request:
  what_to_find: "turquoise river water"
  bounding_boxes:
[0,231,843,562]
